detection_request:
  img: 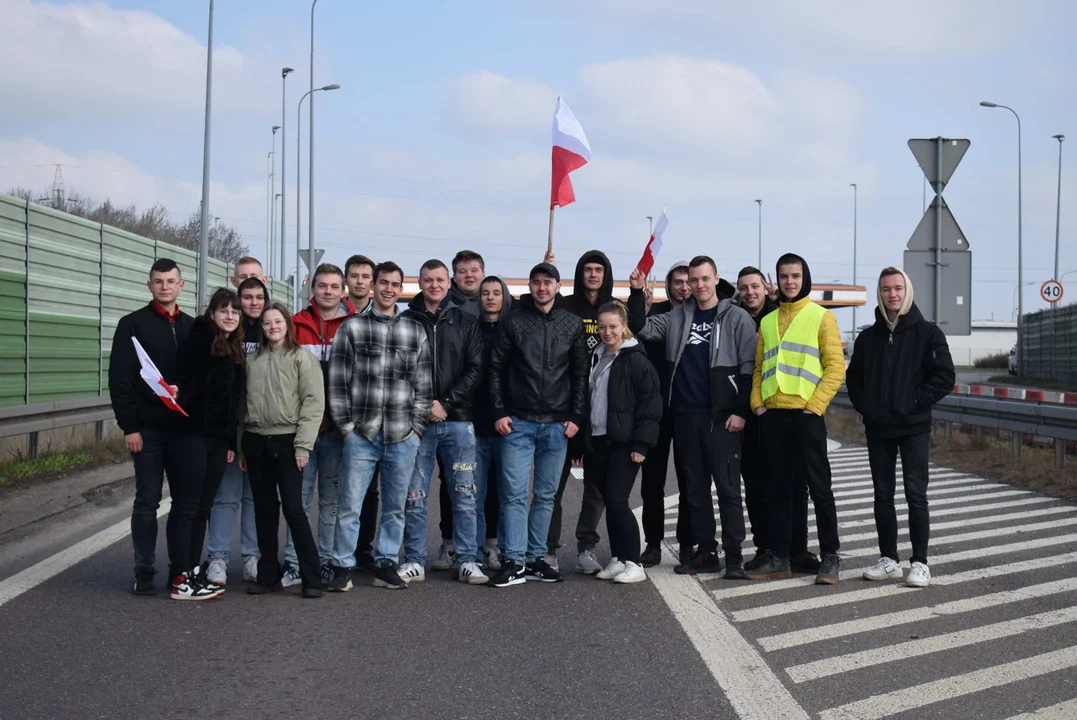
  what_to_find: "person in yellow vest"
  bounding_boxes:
[747,253,846,585]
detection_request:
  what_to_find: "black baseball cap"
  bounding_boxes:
[529,262,560,282]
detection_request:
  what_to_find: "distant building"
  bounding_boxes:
[943,321,1017,366]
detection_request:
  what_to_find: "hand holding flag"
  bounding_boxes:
[132,337,188,417]
[637,208,669,277]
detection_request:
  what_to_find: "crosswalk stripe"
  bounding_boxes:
[830,471,973,488]
[838,506,1077,545]
[832,479,996,499]
[786,605,1077,683]
[835,486,1028,508]
[839,517,1077,560]
[758,577,1077,652]
[1003,699,1077,719]
[817,645,1077,720]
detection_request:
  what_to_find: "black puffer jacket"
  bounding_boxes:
[174,316,246,448]
[402,294,485,422]
[846,303,955,438]
[588,340,662,456]
[472,277,514,436]
[489,295,588,426]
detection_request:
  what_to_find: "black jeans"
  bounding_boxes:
[672,413,745,558]
[641,411,690,548]
[762,410,839,558]
[244,432,321,588]
[549,454,604,554]
[586,437,642,564]
[742,413,810,554]
[166,433,229,580]
[130,428,185,574]
[868,432,931,564]
[356,466,380,556]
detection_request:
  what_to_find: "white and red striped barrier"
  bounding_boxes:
[952,384,1077,405]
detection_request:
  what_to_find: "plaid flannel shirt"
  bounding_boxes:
[328,307,432,444]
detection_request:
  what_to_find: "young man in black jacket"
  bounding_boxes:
[488,262,588,587]
[108,258,195,595]
[847,267,954,588]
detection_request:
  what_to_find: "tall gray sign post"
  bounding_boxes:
[905,137,972,336]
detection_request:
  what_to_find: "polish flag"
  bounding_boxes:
[132,337,188,417]
[550,97,591,208]
[637,208,669,276]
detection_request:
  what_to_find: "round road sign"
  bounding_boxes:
[1041,280,1064,303]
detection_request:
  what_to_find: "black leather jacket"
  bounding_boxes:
[403,295,485,422]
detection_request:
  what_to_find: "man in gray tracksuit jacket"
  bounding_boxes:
[627,255,756,578]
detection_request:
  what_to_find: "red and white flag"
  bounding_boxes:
[132,337,188,417]
[550,97,591,209]
[637,208,669,276]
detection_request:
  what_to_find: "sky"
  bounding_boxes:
[1,0,1075,334]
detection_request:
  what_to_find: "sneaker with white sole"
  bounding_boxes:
[862,556,903,581]
[483,544,502,571]
[171,568,219,601]
[431,542,455,571]
[398,562,426,583]
[596,558,626,580]
[576,549,602,575]
[206,557,228,586]
[906,561,931,588]
[543,554,560,572]
[280,563,302,588]
[242,555,259,583]
[457,562,489,585]
[612,561,647,584]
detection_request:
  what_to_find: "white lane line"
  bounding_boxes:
[830,472,973,488]
[0,498,171,609]
[834,484,1021,507]
[832,479,996,499]
[787,605,1077,683]
[831,496,1063,529]
[837,506,1077,545]
[818,646,1077,720]
[758,577,1077,652]
[1004,699,1077,719]
[713,532,1077,600]
[838,517,1077,560]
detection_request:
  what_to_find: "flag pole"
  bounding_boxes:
[547,206,556,257]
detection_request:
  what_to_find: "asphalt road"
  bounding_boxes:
[2,438,1077,719]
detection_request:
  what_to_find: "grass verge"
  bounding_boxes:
[0,440,127,487]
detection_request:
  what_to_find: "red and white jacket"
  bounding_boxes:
[292,297,357,430]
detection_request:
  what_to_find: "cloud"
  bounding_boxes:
[443,71,556,135]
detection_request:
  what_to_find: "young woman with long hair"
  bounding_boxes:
[241,302,326,598]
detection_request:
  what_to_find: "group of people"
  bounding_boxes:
[108,243,954,601]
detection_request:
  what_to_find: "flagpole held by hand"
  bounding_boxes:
[547,206,556,257]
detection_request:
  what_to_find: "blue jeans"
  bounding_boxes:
[403,421,479,565]
[284,430,342,567]
[474,434,501,547]
[205,462,259,561]
[498,418,569,564]
[333,430,420,568]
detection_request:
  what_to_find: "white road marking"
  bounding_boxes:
[1004,699,1077,719]
[832,479,997,499]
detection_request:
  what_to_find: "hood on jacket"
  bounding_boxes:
[479,275,514,322]
[573,250,614,307]
[663,260,689,304]
[448,281,481,316]
[592,335,641,362]
[877,268,915,332]
[775,252,813,304]
[406,291,452,315]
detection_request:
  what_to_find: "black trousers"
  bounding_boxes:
[549,453,604,554]
[586,437,642,564]
[868,432,931,564]
[356,466,380,556]
[672,413,745,558]
[130,428,185,574]
[761,410,839,558]
[742,413,810,554]
[641,411,690,548]
[244,432,321,588]
[166,433,229,580]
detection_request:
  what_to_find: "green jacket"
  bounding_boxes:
[241,345,324,459]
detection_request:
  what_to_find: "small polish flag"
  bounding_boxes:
[550,97,591,209]
[637,208,669,276]
[132,337,188,417]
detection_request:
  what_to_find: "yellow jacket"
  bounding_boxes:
[750,297,845,415]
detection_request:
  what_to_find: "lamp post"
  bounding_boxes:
[851,183,858,341]
[646,216,653,236]
[1053,135,1065,284]
[755,199,762,269]
[268,126,279,270]
[308,0,320,284]
[279,67,293,280]
[296,83,340,308]
[197,0,214,312]
[981,100,1024,378]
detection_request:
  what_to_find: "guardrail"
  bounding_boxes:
[831,389,1077,469]
[0,398,114,459]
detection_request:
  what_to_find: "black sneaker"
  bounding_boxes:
[133,568,157,596]
[247,581,283,595]
[674,552,723,575]
[373,562,408,590]
[327,564,354,592]
[489,561,526,588]
[302,585,324,599]
[524,558,563,583]
[744,551,792,580]
[640,544,662,568]
[791,551,822,574]
[815,554,841,585]
[678,545,696,566]
[744,551,768,572]
[355,552,378,574]
[724,557,746,580]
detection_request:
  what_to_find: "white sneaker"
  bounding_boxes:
[906,562,931,588]
[398,562,426,583]
[431,543,455,571]
[483,544,502,571]
[613,561,647,584]
[596,558,626,580]
[576,549,602,575]
[242,555,259,583]
[457,562,489,585]
[280,564,302,588]
[862,557,903,581]
[206,557,228,586]
[543,554,560,572]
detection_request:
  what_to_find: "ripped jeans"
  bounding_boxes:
[402,420,480,565]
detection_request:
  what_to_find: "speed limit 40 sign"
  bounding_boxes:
[1041,280,1064,303]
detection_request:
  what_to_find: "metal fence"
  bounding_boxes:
[0,194,293,409]
[1022,304,1077,384]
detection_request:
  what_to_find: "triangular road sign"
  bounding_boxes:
[907,198,970,252]
[909,138,970,191]
[298,248,325,270]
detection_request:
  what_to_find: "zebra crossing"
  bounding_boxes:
[654,442,1077,720]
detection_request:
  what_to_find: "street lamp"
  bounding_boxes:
[851,183,858,341]
[1012,281,1036,321]
[296,83,341,308]
[755,199,763,269]
[1053,135,1065,283]
[197,0,214,312]
[646,216,653,236]
[280,67,294,280]
[981,100,1024,377]
[267,126,280,270]
[309,0,320,282]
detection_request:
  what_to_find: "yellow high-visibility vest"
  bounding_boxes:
[759,302,826,402]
